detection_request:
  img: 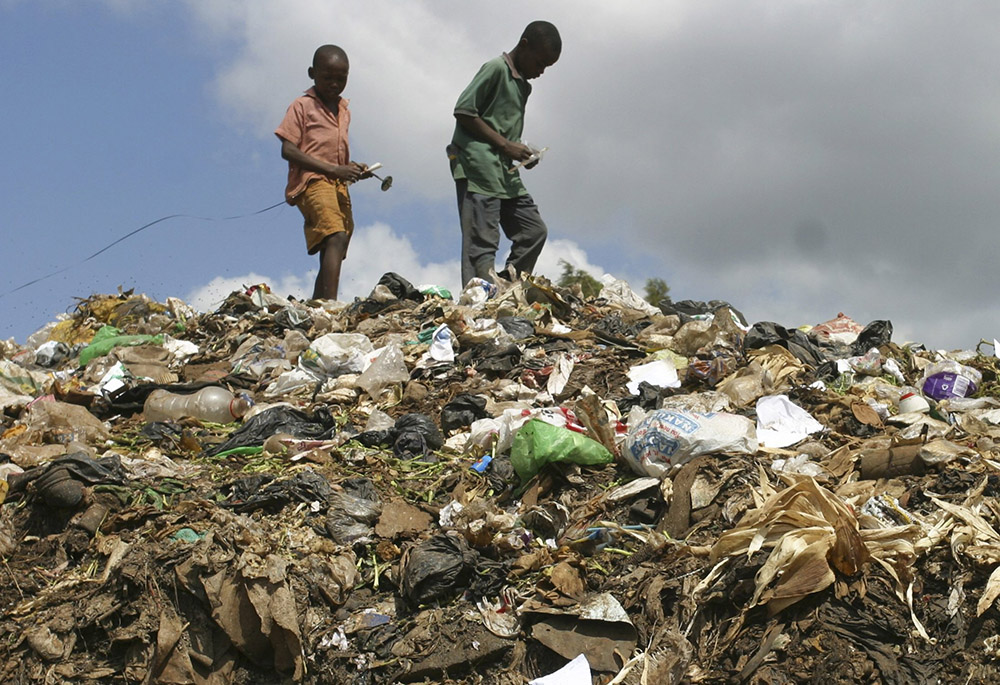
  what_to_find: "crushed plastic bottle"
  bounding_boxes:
[143,387,251,423]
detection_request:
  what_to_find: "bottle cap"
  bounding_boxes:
[230,397,252,419]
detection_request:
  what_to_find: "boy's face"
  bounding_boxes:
[517,41,560,80]
[309,55,349,102]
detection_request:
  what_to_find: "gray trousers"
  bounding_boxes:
[456,179,548,286]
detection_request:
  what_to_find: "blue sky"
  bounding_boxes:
[0,2,470,343]
[3,1,1000,351]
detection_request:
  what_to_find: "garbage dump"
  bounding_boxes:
[3,279,1000,683]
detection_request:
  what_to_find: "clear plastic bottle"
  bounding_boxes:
[143,387,251,423]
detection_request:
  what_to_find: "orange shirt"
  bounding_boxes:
[275,87,351,203]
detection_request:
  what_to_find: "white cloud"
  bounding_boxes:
[185,221,608,310]
[341,221,461,297]
[179,1,1000,350]
[533,238,605,284]
[185,272,312,313]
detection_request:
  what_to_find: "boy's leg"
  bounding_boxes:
[457,179,502,285]
[296,178,354,301]
[314,232,349,300]
[499,194,547,276]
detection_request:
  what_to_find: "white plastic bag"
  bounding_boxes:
[624,409,758,478]
[300,333,373,377]
[755,394,825,448]
[458,278,497,306]
[429,324,455,362]
[626,359,680,395]
[920,360,982,400]
[599,275,661,316]
[356,344,409,399]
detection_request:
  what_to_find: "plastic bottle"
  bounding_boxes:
[143,387,251,423]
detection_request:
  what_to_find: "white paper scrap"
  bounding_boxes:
[528,654,592,685]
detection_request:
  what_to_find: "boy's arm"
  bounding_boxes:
[280,138,364,182]
[454,114,534,163]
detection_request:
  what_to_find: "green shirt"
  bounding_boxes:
[450,54,531,199]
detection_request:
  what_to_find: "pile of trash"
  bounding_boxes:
[2,273,1000,684]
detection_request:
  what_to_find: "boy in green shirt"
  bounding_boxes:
[449,21,562,286]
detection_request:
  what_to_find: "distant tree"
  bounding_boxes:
[557,260,602,298]
[644,277,670,307]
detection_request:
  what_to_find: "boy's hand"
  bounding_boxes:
[501,140,535,162]
[329,162,365,183]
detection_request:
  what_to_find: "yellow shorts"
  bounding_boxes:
[294,178,354,255]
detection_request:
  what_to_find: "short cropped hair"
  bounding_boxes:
[521,21,561,54]
[313,44,348,67]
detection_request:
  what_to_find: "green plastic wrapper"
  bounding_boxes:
[420,285,453,300]
[510,419,614,481]
[78,325,164,366]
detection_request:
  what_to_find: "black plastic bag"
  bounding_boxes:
[393,413,443,453]
[394,430,431,461]
[474,341,522,374]
[11,452,126,491]
[220,474,275,502]
[851,320,893,356]
[400,532,479,607]
[377,272,424,302]
[222,469,333,514]
[744,321,826,367]
[206,405,339,456]
[350,413,443,460]
[660,297,748,327]
[485,455,517,496]
[274,306,313,331]
[9,452,128,508]
[325,477,383,544]
[497,316,535,340]
[354,428,395,448]
[440,394,490,433]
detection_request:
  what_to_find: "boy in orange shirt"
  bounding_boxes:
[276,44,370,300]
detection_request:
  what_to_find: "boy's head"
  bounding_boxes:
[513,21,561,80]
[309,44,349,102]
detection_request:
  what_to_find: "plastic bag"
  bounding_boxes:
[221,469,334,514]
[717,361,769,407]
[206,405,339,456]
[393,413,444,460]
[299,333,373,378]
[35,341,70,368]
[428,325,455,362]
[376,272,424,302]
[325,478,382,544]
[626,359,680,395]
[400,531,479,607]
[510,419,614,481]
[838,347,883,376]
[356,344,409,399]
[458,278,497,306]
[598,275,661,316]
[496,317,535,341]
[810,313,863,345]
[624,409,757,478]
[920,360,982,400]
[744,322,826,367]
[755,395,825,449]
[78,325,164,366]
[850,319,893,355]
[440,394,490,433]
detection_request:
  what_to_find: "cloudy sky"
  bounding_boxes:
[2,1,999,350]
